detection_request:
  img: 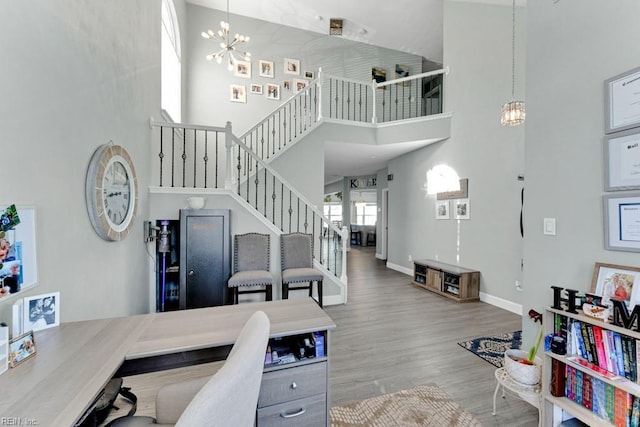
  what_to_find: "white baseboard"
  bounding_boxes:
[386,262,413,276]
[479,292,522,315]
[375,253,385,260]
[323,295,344,306]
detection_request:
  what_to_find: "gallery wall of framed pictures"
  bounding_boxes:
[228,57,316,104]
[602,66,640,252]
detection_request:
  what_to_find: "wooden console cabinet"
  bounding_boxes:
[411,259,480,302]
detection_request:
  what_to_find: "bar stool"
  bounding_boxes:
[350,229,362,246]
[366,232,376,246]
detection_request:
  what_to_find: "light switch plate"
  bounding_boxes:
[543,218,556,235]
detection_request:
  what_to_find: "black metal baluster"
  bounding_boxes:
[263,168,267,217]
[271,175,276,224]
[171,128,176,187]
[280,183,284,231]
[254,160,259,209]
[204,131,209,188]
[181,129,186,187]
[159,126,164,187]
[214,132,219,188]
[193,129,197,187]
[288,190,293,233]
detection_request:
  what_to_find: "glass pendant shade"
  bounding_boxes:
[501,101,526,126]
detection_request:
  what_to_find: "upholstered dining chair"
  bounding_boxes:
[280,232,324,307]
[228,233,273,304]
[107,310,271,427]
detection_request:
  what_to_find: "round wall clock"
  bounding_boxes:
[85,143,138,241]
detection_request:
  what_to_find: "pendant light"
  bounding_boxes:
[201,0,251,71]
[501,0,525,126]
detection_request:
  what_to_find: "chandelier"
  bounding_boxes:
[201,0,251,71]
[501,0,525,126]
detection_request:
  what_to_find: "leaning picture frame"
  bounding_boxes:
[590,262,640,311]
[604,192,640,252]
[9,330,36,368]
[23,292,60,332]
[604,128,640,191]
[605,65,640,134]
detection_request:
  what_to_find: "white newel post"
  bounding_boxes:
[341,225,349,303]
[370,80,377,124]
[224,121,233,190]
[317,67,323,121]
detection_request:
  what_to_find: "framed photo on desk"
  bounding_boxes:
[9,330,36,368]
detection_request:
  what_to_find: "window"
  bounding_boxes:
[354,202,377,226]
[161,0,181,122]
[323,203,343,225]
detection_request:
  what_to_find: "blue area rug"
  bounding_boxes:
[457,331,522,368]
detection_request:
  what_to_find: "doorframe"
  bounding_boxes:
[379,188,389,260]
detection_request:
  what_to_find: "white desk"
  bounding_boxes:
[0,298,335,427]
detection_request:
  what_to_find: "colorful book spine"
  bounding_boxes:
[614,387,630,427]
[592,325,608,370]
[605,382,616,424]
[581,322,595,364]
[582,372,592,410]
[592,377,606,419]
[632,395,640,427]
[613,331,626,377]
[573,321,586,359]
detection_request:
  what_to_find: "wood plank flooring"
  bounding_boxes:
[104,246,538,426]
[324,247,539,426]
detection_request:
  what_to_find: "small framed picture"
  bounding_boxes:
[230,85,246,103]
[304,70,315,79]
[283,81,291,91]
[284,58,300,75]
[23,292,60,332]
[590,262,640,311]
[455,199,470,220]
[250,84,263,95]
[234,60,251,79]
[294,79,308,92]
[604,192,640,252]
[604,128,640,191]
[9,330,36,368]
[372,66,386,84]
[435,200,450,220]
[259,60,274,78]
[395,64,410,86]
[266,84,280,100]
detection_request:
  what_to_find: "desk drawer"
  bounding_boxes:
[257,393,326,427]
[259,362,327,407]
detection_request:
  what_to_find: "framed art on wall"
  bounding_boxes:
[234,60,251,79]
[259,60,274,78]
[604,192,640,252]
[250,84,263,95]
[605,128,640,191]
[455,199,470,220]
[605,65,640,134]
[435,200,450,220]
[230,85,246,103]
[266,84,280,100]
[284,58,300,75]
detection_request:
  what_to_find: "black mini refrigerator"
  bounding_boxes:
[179,209,230,309]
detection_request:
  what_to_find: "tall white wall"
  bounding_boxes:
[0,1,160,323]
[385,1,525,311]
[522,1,640,343]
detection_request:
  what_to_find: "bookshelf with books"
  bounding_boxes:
[543,307,640,427]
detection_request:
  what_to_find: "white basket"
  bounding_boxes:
[504,348,542,385]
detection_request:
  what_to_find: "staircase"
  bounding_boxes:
[148,67,451,305]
